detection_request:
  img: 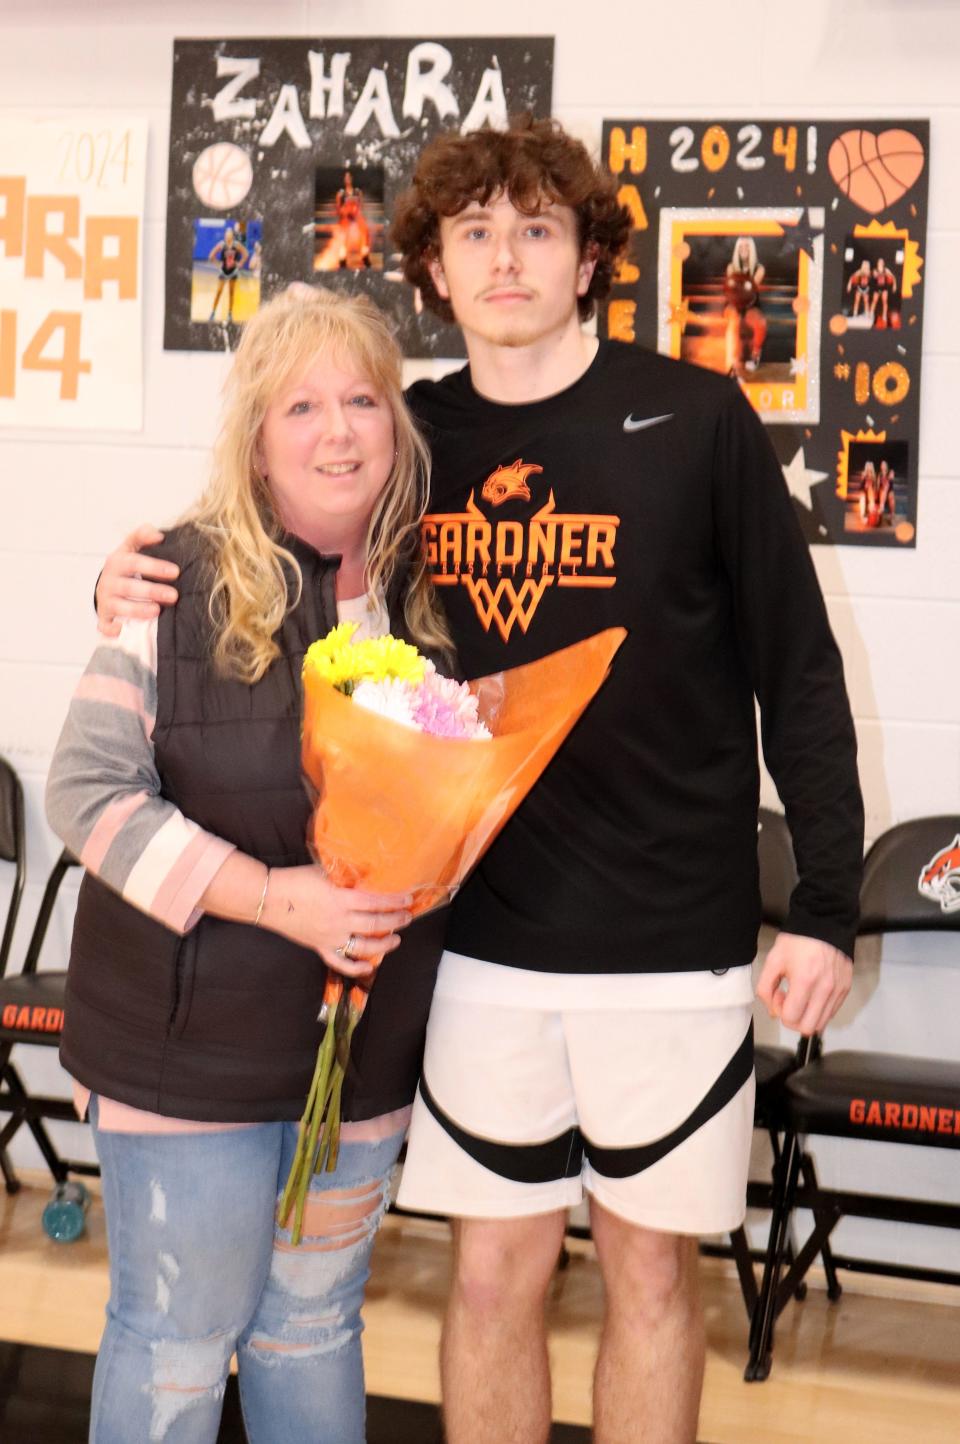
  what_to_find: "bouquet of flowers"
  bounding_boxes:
[278,622,624,1243]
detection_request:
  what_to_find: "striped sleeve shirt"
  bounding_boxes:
[45,618,235,934]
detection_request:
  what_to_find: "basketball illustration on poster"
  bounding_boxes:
[164,37,554,357]
[600,119,929,548]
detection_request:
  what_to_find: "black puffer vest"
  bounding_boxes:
[61,525,447,1122]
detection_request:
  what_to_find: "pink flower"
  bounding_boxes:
[413,667,491,740]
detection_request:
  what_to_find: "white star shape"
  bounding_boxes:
[789,356,808,377]
[781,446,828,512]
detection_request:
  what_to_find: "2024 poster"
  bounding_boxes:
[600,120,929,547]
[164,37,553,358]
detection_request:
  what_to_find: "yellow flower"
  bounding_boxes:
[303,625,426,695]
[354,634,425,686]
[303,623,362,691]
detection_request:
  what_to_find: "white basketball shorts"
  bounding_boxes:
[397,952,757,1235]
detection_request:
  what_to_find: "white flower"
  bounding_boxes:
[351,678,422,731]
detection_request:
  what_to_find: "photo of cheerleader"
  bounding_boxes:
[844,440,909,534]
[724,236,767,374]
[314,165,385,272]
[846,259,873,319]
[841,235,904,330]
[189,216,263,326]
[677,230,801,384]
[208,226,248,321]
[871,257,898,328]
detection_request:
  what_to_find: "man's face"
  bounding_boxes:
[428,192,595,350]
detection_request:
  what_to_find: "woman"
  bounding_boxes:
[335,170,372,270]
[871,257,898,327]
[208,224,249,322]
[876,459,896,520]
[847,257,872,318]
[724,235,767,375]
[46,286,451,1444]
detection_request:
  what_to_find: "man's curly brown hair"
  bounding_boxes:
[392,115,632,324]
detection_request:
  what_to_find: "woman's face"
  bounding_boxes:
[259,353,395,545]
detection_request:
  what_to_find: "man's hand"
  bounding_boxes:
[755,932,852,1036]
[95,524,180,638]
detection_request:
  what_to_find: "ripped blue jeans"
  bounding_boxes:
[88,1097,405,1444]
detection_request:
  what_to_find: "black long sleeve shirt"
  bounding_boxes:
[407,340,864,974]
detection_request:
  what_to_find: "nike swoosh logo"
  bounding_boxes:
[623,412,674,433]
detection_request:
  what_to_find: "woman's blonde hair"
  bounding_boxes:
[188,285,451,682]
[730,236,759,274]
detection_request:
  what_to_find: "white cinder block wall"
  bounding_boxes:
[1,0,958,1275]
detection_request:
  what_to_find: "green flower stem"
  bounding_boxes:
[312,1059,340,1176]
[292,1017,340,1244]
[315,1069,344,1176]
[278,995,364,1243]
[317,1007,360,1175]
[278,1006,337,1238]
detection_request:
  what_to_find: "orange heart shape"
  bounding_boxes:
[828,129,925,215]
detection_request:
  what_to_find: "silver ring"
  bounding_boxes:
[335,934,359,962]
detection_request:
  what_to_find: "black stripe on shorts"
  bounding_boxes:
[583,1020,754,1179]
[417,1073,584,1184]
[418,1019,753,1185]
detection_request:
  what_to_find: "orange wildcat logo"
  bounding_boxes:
[481,459,544,507]
[918,835,960,914]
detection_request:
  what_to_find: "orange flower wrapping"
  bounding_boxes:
[302,627,627,910]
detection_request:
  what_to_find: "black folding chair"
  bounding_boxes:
[723,808,840,1316]
[0,756,26,981]
[745,815,960,1381]
[0,754,27,1193]
[0,846,98,1195]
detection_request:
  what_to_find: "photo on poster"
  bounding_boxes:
[839,435,910,537]
[657,209,822,424]
[314,166,385,272]
[190,217,262,325]
[841,233,905,330]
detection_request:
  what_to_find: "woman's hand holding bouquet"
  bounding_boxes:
[258,864,412,975]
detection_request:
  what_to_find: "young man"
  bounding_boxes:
[96,118,863,1444]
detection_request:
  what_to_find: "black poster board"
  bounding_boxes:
[165,37,554,357]
[600,120,929,546]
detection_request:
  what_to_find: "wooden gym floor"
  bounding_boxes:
[1,1173,958,1442]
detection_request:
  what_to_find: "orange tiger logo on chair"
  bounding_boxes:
[918,835,960,914]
